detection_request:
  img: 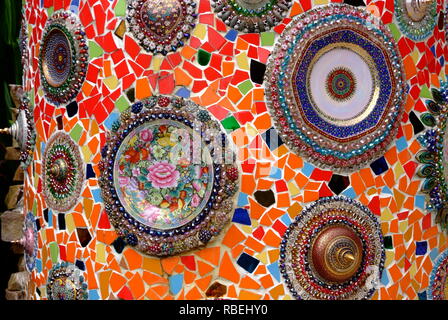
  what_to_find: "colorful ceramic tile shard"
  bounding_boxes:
[428,249,448,300]
[42,131,84,212]
[38,10,88,105]
[265,3,406,172]
[23,212,38,272]
[394,0,437,41]
[99,95,239,256]
[126,0,198,55]
[417,84,448,231]
[211,0,292,33]
[46,263,88,300]
[279,196,385,300]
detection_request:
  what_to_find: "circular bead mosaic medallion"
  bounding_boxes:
[47,263,88,300]
[265,4,406,172]
[211,0,292,33]
[13,97,36,169]
[126,0,198,55]
[42,131,84,212]
[99,96,239,256]
[394,0,437,41]
[417,84,448,231]
[279,196,385,300]
[39,10,88,105]
[429,250,448,300]
[23,212,38,272]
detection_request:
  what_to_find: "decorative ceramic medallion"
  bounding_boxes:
[394,0,437,41]
[126,0,198,55]
[429,250,448,300]
[265,4,406,172]
[0,96,36,168]
[47,263,88,300]
[99,96,239,256]
[417,84,448,231]
[42,131,84,212]
[22,212,38,272]
[279,196,385,300]
[39,10,88,105]
[211,0,292,33]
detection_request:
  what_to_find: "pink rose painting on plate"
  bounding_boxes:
[114,120,214,230]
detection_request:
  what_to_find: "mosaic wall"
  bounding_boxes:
[17,0,448,300]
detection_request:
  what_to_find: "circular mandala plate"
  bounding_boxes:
[211,0,292,33]
[429,250,448,300]
[47,263,88,300]
[126,0,198,55]
[417,85,448,231]
[279,196,385,300]
[395,0,437,41]
[23,212,38,272]
[99,96,239,256]
[43,131,84,212]
[265,4,406,172]
[39,10,88,105]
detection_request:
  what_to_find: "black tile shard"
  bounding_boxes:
[76,228,92,247]
[66,101,78,118]
[328,174,350,195]
[254,190,276,207]
[409,111,424,134]
[250,59,266,85]
[58,213,66,230]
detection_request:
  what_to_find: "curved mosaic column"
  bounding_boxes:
[265,3,406,172]
[99,96,240,256]
[279,196,385,300]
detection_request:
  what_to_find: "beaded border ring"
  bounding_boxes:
[42,131,85,212]
[394,0,437,41]
[264,3,406,172]
[211,0,292,33]
[23,212,38,272]
[126,0,198,55]
[38,10,88,105]
[416,84,448,232]
[428,249,448,300]
[99,95,240,256]
[46,262,88,300]
[19,13,29,73]
[279,196,385,300]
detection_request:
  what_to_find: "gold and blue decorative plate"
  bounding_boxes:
[47,263,88,300]
[394,0,437,41]
[99,96,239,256]
[429,249,448,300]
[279,196,385,300]
[265,4,406,172]
[417,84,448,231]
[39,10,88,105]
[42,131,85,212]
[211,0,292,33]
[126,0,198,55]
